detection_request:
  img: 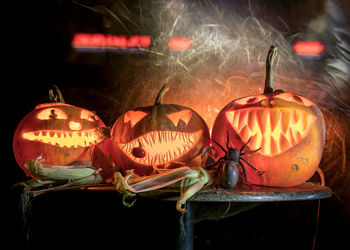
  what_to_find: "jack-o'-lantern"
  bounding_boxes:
[111,84,211,176]
[211,46,325,187]
[13,86,107,176]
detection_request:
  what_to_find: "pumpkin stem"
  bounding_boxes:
[49,85,65,103]
[155,84,169,105]
[264,45,277,94]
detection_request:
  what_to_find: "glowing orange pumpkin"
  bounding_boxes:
[211,46,325,187]
[13,87,107,176]
[110,84,210,176]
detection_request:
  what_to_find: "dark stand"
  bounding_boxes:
[16,182,331,250]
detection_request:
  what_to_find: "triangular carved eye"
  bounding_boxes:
[167,110,192,127]
[124,111,148,127]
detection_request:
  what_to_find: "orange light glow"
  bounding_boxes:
[119,130,202,165]
[293,41,324,56]
[80,110,96,121]
[168,37,192,51]
[22,129,102,148]
[226,108,317,156]
[167,110,193,126]
[69,121,82,131]
[124,111,148,127]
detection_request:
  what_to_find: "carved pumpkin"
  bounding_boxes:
[211,46,325,187]
[13,87,107,176]
[110,84,211,176]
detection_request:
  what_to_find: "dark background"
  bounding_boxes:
[4,0,350,249]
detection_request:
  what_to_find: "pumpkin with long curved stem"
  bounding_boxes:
[211,46,326,187]
[110,84,211,176]
[13,86,108,176]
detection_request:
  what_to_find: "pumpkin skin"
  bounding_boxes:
[13,102,107,175]
[211,46,326,187]
[110,85,210,176]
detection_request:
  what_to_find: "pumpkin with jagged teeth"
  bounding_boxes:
[211,46,325,187]
[110,84,210,176]
[13,87,107,176]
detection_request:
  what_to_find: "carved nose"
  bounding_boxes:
[69,121,82,130]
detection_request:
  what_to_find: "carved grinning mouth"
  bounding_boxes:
[119,130,202,166]
[226,108,317,156]
[22,129,101,148]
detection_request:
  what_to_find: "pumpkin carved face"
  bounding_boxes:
[211,46,325,187]
[111,85,210,176]
[13,102,107,174]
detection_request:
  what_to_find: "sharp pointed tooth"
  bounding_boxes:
[270,137,278,155]
[286,127,296,146]
[281,110,291,133]
[42,131,47,136]
[238,111,248,131]
[293,130,302,143]
[160,154,166,164]
[279,133,291,152]
[301,112,309,131]
[232,110,240,131]
[225,111,235,124]
[250,133,261,151]
[143,136,149,146]
[158,132,162,143]
[256,110,267,135]
[173,150,177,159]
[152,133,157,144]
[290,110,297,124]
[248,111,258,133]
[239,125,250,143]
[295,110,301,124]
[270,109,280,131]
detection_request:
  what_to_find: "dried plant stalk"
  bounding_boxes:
[114,166,210,212]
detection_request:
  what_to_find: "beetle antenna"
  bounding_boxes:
[212,139,227,153]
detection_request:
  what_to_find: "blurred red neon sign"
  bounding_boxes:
[72,33,151,49]
[169,37,192,51]
[293,41,325,56]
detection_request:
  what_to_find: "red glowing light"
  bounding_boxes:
[293,41,325,56]
[72,33,151,50]
[169,37,192,51]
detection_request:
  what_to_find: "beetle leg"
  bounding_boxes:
[226,131,230,150]
[240,147,261,156]
[239,157,258,171]
[238,161,248,184]
[240,136,252,153]
[211,139,227,153]
[205,157,226,169]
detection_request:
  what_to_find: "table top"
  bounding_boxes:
[82,182,332,202]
